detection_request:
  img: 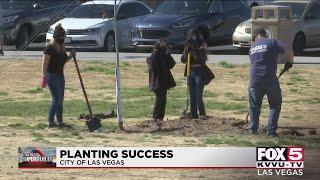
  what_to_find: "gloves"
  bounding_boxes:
[284,62,293,71]
[40,76,46,88]
[69,50,76,58]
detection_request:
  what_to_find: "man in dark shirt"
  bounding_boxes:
[248,28,294,137]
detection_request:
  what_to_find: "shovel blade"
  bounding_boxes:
[86,118,102,132]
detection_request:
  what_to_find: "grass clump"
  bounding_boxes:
[24,87,43,94]
[255,140,277,147]
[0,91,8,96]
[82,65,114,75]
[218,61,236,68]
[304,98,320,104]
[102,121,119,132]
[0,99,114,117]
[8,123,32,130]
[30,132,44,138]
[121,62,131,67]
[207,101,247,111]
[225,92,246,101]
[288,72,304,84]
[203,136,254,146]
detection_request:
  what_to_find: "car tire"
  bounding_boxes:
[238,47,249,55]
[293,33,305,56]
[15,26,31,49]
[104,33,115,52]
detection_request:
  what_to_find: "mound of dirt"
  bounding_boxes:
[124,117,248,136]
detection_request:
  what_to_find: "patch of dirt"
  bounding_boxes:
[124,117,318,137]
[124,117,248,136]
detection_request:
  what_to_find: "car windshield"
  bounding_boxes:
[69,4,114,18]
[155,0,213,14]
[271,2,307,19]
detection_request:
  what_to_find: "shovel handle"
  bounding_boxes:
[72,56,94,118]
[187,53,191,77]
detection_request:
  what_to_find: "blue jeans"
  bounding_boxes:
[188,67,206,118]
[248,82,282,134]
[46,73,65,125]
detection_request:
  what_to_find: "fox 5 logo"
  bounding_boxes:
[257,147,304,161]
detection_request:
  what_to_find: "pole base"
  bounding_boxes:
[118,121,124,130]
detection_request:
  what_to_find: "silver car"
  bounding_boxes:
[233,0,320,55]
[46,0,152,51]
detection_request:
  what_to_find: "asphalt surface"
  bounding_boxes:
[1,43,319,64]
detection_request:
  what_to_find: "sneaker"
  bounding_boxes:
[200,115,210,120]
[191,115,199,119]
[248,129,258,135]
[58,123,72,128]
[267,132,279,138]
[48,122,57,128]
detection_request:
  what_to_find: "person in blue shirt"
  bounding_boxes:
[248,28,294,137]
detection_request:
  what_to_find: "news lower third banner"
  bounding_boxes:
[18,147,304,175]
[19,147,254,168]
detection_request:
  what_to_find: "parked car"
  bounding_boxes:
[233,0,320,55]
[1,0,79,48]
[131,0,251,50]
[241,0,266,7]
[46,0,152,51]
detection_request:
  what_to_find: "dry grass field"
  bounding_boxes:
[0,59,319,179]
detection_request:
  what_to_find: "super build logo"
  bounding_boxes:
[256,147,304,176]
[250,44,267,55]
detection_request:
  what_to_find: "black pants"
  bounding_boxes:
[153,90,167,120]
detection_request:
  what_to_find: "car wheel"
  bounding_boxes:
[104,33,115,52]
[238,47,249,55]
[293,33,305,56]
[16,26,31,49]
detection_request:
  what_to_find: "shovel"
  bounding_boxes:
[72,55,102,132]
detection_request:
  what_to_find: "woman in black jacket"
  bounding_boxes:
[147,38,176,122]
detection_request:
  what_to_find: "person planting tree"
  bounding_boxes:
[248,28,294,137]
[147,38,176,122]
[181,28,214,120]
[41,24,76,128]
